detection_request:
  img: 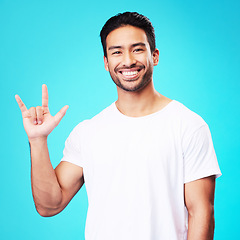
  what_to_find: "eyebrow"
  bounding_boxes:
[108,42,146,51]
[132,42,146,48]
[108,45,122,51]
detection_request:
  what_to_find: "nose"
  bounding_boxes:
[122,51,136,67]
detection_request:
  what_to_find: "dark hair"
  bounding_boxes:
[100,12,156,57]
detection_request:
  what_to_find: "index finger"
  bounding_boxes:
[15,95,28,115]
[42,84,48,107]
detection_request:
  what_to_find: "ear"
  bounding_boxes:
[104,56,109,71]
[152,48,160,66]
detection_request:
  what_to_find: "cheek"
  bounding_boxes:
[142,59,152,69]
[138,54,152,65]
[108,59,119,71]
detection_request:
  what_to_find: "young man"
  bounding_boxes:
[16,12,221,240]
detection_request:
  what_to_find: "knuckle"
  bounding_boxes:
[28,107,36,118]
[29,107,36,111]
[36,106,42,111]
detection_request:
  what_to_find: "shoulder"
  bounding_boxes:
[90,102,116,122]
[169,100,208,137]
[69,102,116,135]
[172,101,206,125]
[171,101,205,123]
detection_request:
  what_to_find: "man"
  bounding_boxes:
[16,12,221,240]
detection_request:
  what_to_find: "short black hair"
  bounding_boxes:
[100,12,156,57]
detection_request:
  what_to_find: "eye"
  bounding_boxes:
[134,48,144,53]
[112,51,122,55]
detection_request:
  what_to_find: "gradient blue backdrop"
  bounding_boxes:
[1,0,239,239]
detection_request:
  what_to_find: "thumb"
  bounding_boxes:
[54,105,69,125]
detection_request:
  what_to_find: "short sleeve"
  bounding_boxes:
[183,124,221,183]
[61,124,84,168]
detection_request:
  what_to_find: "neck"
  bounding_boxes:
[115,80,172,117]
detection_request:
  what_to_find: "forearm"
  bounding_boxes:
[187,205,215,240]
[29,137,62,216]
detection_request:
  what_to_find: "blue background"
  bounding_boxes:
[0,0,239,239]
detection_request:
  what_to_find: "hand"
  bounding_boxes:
[15,84,69,140]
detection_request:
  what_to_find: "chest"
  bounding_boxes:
[83,121,183,186]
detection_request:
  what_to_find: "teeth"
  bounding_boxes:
[122,71,138,76]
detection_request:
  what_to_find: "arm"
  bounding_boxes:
[184,175,216,240]
[30,139,84,217]
[16,84,84,217]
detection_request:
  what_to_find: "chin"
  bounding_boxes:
[118,79,152,92]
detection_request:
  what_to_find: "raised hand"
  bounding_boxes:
[15,84,69,140]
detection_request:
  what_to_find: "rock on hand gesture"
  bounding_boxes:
[15,84,69,140]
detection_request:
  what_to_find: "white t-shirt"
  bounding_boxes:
[61,100,221,240]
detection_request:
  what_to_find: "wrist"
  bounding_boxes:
[29,136,48,146]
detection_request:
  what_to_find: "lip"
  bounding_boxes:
[117,66,144,80]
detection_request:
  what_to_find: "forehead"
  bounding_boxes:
[106,25,149,49]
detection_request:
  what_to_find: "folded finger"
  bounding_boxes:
[29,107,37,125]
[36,106,44,125]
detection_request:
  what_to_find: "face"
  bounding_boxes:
[104,25,159,92]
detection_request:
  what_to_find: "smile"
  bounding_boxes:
[118,67,144,80]
[122,71,139,76]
